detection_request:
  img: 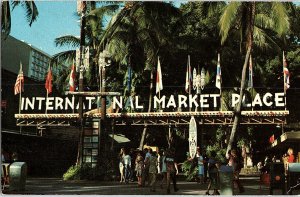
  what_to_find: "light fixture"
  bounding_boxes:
[276,124,281,129]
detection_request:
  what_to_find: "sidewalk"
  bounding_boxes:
[2,176,299,195]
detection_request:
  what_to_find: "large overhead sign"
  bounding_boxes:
[19,92,285,112]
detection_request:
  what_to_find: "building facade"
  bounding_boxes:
[1,35,63,81]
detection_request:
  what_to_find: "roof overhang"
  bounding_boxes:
[271,131,300,148]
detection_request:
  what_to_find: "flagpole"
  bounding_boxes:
[19,62,22,134]
[283,51,287,111]
[250,54,253,111]
[72,59,75,114]
[46,90,48,114]
[218,54,222,111]
[188,55,191,112]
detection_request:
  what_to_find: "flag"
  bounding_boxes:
[185,55,192,93]
[127,65,132,93]
[248,54,253,88]
[215,53,221,89]
[156,57,163,94]
[269,134,275,144]
[283,51,290,91]
[69,64,76,92]
[14,63,24,95]
[192,67,197,90]
[45,65,53,94]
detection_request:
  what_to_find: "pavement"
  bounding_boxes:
[2,176,300,195]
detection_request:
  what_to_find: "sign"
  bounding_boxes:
[19,92,286,112]
[189,116,197,159]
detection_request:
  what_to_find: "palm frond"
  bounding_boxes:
[51,50,76,66]
[55,35,80,48]
[22,1,39,26]
[1,1,11,39]
[88,4,120,18]
[219,2,241,45]
[253,26,281,52]
[271,2,290,36]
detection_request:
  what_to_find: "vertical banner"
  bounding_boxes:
[189,116,197,159]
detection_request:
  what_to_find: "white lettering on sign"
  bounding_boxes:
[19,92,287,112]
[275,92,285,107]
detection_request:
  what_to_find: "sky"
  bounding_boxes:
[11,1,80,56]
[10,1,186,56]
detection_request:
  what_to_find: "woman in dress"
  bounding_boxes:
[135,152,144,187]
[119,148,125,183]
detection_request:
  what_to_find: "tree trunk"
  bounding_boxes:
[226,2,255,157]
[226,47,251,156]
[139,70,154,150]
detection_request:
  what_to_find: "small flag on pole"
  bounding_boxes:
[14,63,24,95]
[127,66,132,93]
[156,57,163,94]
[45,65,53,94]
[283,51,290,91]
[215,53,221,89]
[248,54,253,88]
[69,63,76,92]
[185,55,192,93]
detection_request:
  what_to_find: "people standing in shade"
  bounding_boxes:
[206,150,220,195]
[142,148,152,186]
[165,147,179,194]
[135,152,144,187]
[196,147,204,184]
[159,149,167,189]
[228,149,244,193]
[123,149,132,184]
[149,151,158,192]
[119,148,125,183]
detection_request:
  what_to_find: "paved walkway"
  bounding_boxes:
[2,176,299,195]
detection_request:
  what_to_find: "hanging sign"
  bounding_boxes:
[189,116,197,159]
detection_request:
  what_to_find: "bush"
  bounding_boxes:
[63,164,94,180]
[181,159,198,181]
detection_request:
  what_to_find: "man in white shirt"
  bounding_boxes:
[123,150,132,183]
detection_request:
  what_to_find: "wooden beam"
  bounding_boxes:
[65,91,121,96]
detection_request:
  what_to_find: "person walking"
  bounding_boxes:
[196,147,204,184]
[123,149,132,184]
[119,148,125,183]
[228,149,244,193]
[206,150,220,195]
[142,148,152,186]
[149,151,158,192]
[135,152,144,187]
[165,148,179,194]
[159,149,167,189]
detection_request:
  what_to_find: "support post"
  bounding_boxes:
[76,2,86,166]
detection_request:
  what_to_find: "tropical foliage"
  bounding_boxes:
[1,1,39,39]
[52,2,300,165]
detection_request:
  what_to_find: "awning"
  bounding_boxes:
[108,134,130,143]
[271,131,300,148]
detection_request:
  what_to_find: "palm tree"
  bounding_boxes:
[1,1,39,39]
[219,2,290,155]
[51,3,120,89]
[99,2,181,149]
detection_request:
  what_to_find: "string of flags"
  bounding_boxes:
[14,52,291,96]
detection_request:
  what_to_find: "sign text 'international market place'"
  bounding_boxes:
[19,92,286,112]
